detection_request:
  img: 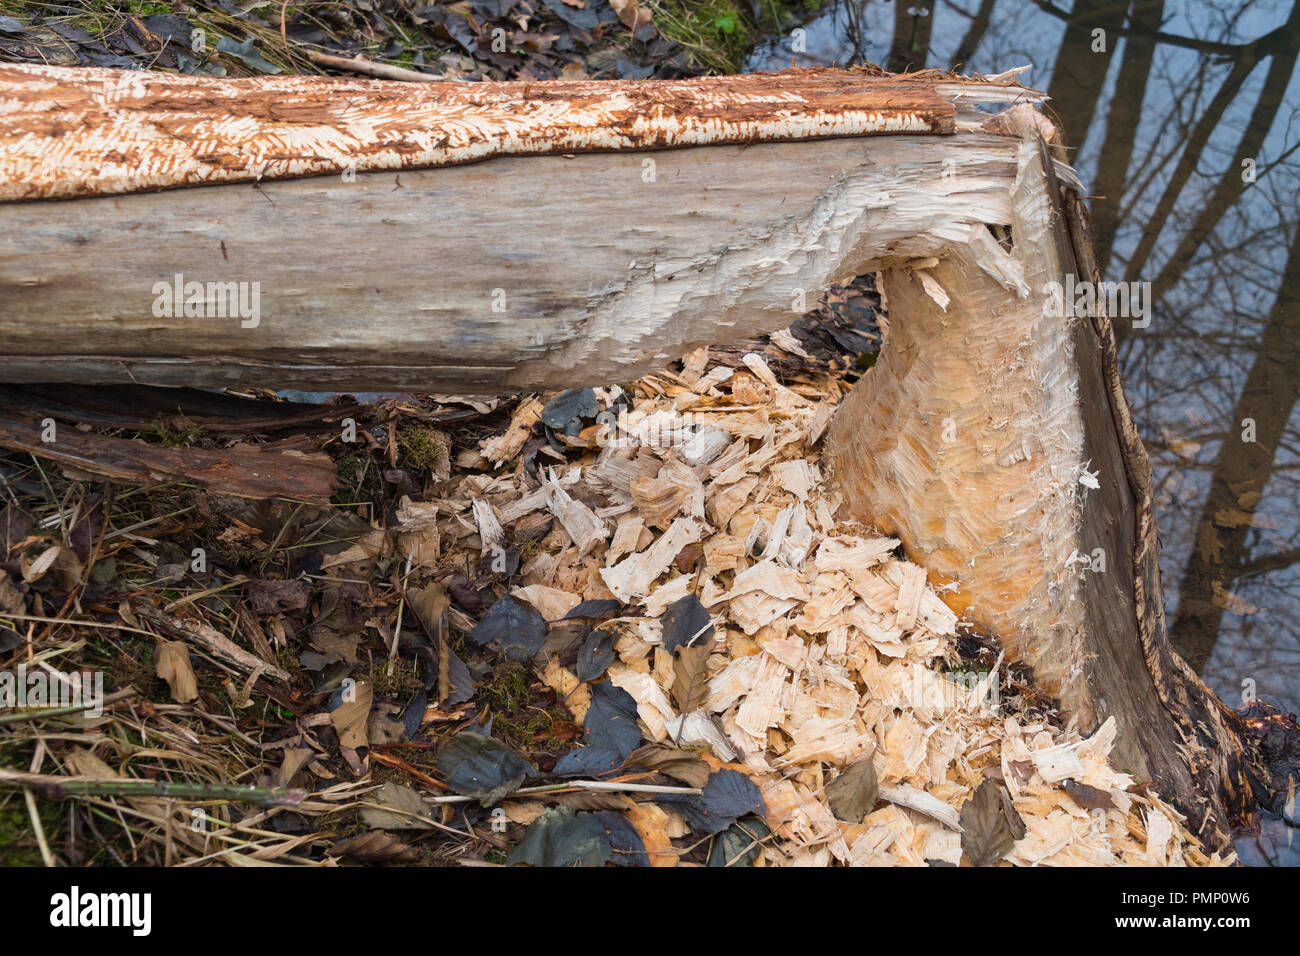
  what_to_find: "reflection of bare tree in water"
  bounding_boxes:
[1090,0,1164,270]
[1042,0,1131,154]
[1168,225,1300,671]
[1024,1,1300,702]
[887,0,934,72]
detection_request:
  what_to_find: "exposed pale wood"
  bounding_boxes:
[0,135,1024,390]
[0,64,1042,201]
[825,123,1257,851]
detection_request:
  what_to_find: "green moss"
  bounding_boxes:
[397,425,447,473]
[646,0,829,74]
[374,657,421,699]
[151,414,204,448]
[476,661,568,751]
[479,662,532,713]
[331,454,367,506]
[0,791,64,866]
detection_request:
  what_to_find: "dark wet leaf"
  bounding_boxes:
[671,643,710,714]
[478,546,519,578]
[552,747,623,777]
[708,815,770,867]
[140,14,194,46]
[626,743,711,788]
[594,811,649,867]
[825,760,878,823]
[437,731,537,805]
[506,806,612,867]
[701,769,765,829]
[542,0,616,31]
[583,681,642,760]
[299,650,332,672]
[471,594,545,661]
[576,626,616,681]
[616,59,655,79]
[441,646,476,706]
[403,689,428,739]
[561,598,623,622]
[960,778,1018,866]
[1063,779,1114,811]
[0,504,34,552]
[540,387,600,436]
[654,794,716,834]
[447,573,485,613]
[444,13,479,54]
[50,22,94,42]
[660,593,713,653]
[248,578,310,614]
[216,35,282,74]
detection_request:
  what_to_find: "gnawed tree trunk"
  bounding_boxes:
[826,113,1261,851]
[0,63,1272,850]
[0,63,1039,390]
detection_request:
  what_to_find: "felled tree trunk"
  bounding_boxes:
[0,62,1268,850]
[0,63,1036,390]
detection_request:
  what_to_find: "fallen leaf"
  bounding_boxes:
[329,679,373,751]
[154,637,198,703]
[708,815,770,867]
[361,782,433,830]
[661,593,713,653]
[825,759,878,823]
[1063,779,1114,811]
[610,0,653,31]
[576,627,616,681]
[328,831,420,864]
[507,806,612,867]
[472,594,546,661]
[437,730,537,805]
[960,779,1017,866]
[671,643,711,714]
[626,743,711,788]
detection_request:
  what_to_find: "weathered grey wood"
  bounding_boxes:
[0,135,1020,390]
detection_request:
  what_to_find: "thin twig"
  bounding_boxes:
[305,49,444,82]
[424,779,703,805]
[0,768,306,806]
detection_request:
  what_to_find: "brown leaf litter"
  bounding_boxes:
[0,328,1233,866]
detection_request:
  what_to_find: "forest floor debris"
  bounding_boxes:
[0,279,1228,866]
[0,0,829,82]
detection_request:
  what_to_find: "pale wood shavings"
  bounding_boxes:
[481,396,543,466]
[600,516,703,602]
[436,344,1223,868]
[542,467,609,557]
[608,664,677,741]
[665,711,737,761]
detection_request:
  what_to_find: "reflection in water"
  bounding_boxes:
[751,0,1299,865]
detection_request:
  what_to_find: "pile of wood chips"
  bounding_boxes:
[432,342,1229,866]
